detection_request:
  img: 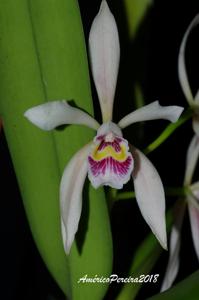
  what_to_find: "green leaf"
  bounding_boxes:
[116,211,172,300]
[148,271,199,300]
[116,232,162,300]
[0,0,112,299]
[124,0,153,38]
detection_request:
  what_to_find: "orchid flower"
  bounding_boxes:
[24,1,183,254]
[178,14,199,135]
[161,134,199,291]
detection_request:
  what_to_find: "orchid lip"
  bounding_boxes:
[88,122,133,189]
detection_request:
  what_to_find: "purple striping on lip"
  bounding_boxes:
[88,156,133,177]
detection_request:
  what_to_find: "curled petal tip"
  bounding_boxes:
[178,14,199,105]
[24,105,52,131]
[168,106,184,123]
[24,100,99,131]
[118,101,184,129]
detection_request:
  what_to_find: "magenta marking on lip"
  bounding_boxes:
[97,137,123,152]
[96,135,105,141]
[88,155,133,178]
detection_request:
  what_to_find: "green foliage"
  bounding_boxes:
[148,271,199,300]
[116,233,162,300]
[124,0,153,38]
[0,0,112,299]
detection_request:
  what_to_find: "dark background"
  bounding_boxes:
[1,0,199,299]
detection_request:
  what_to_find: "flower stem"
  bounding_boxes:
[166,186,188,197]
[107,187,118,210]
[144,108,193,155]
[115,191,135,200]
[116,210,173,300]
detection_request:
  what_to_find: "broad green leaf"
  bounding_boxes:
[124,0,153,38]
[0,0,112,299]
[116,211,172,300]
[148,271,199,300]
[116,232,162,300]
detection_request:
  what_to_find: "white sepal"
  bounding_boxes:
[178,14,199,105]
[195,89,199,104]
[193,116,199,137]
[188,194,199,262]
[60,144,91,254]
[184,135,199,185]
[24,100,99,131]
[118,101,183,129]
[161,201,186,292]
[89,0,120,122]
[132,147,167,249]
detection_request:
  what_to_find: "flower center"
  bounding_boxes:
[105,132,114,142]
[87,123,134,189]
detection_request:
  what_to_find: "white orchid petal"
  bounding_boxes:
[161,201,186,292]
[195,89,199,104]
[193,116,199,137]
[60,144,90,254]
[178,15,199,105]
[89,0,120,122]
[188,196,199,261]
[132,147,167,249]
[118,101,183,129]
[184,134,199,185]
[190,181,199,193]
[24,100,99,131]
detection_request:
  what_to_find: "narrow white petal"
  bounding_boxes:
[188,195,199,261]
[193,116,199,136]
[178,15,199,105]
[60,144,91,254]
[89,0,120,122]
[194,89,199,104]
[184,135,199,185]
[161,201,186,292]
[190,181,199,193]
[24,100,99,131]
[118,101,184,129]
[132,148,167,249]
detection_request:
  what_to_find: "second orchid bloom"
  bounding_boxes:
[24,1,183,253]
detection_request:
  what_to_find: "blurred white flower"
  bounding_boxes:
[161,134,199,291]
[178,14,199,135]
